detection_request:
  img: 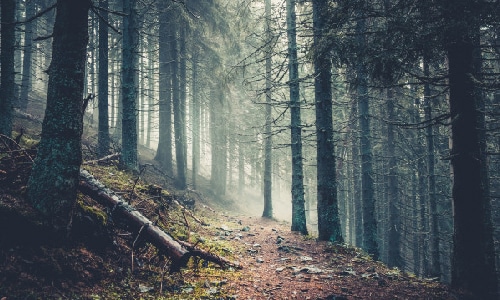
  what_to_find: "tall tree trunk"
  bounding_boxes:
[179,24,188,187]
[312,0,342,243]
[27,0,90,230]
[286,0,307,234]
[445,2,497,297]
[0,0,16,136]
[121,0,138,171]
[98,0,110,158]
[262,0,273,218]
[173,23,186,189]
[155,6,173,175]
[356,17,378,258]
[191,46,200,189]
[19,0,36,111]
[423,58,440,277]
[386,88,401,268]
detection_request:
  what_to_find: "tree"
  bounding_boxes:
[27,0,91,230]
[312,0,342,243]
[355,15,378,259]
[0,0,16,136]
[19,0,36,111]
[121,0,138,171]
[262,0,273,218]
[444,1,497,297]
[155,3,174,175]
[286,0,307,234]
[97,0,110,157]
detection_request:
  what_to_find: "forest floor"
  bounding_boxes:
[0,102,467,299]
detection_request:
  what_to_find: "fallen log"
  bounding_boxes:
[78,170,239,272]
[79,169,189,271]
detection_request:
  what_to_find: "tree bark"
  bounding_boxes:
[262,0,273,219]
[446,2,498,295]
[19,0,36,111]
[121,0,138,171]
[355,16,378,258]
[286,0,307,234]
[27,0,90,230]
[98,0,110,158]
[312,0,342,243]
[0,0,16,136]
[386,88,401,268]
[155,5,174,175]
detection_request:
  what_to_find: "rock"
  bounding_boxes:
[241,226,250,232]
[276,267,285,272]
[339,268,356,276]
[305,266,323,274]
[300,256,313,262]
[256,257,264,263]
[276,236,285,244]
[253,243,261,248]
[138,284,154,293]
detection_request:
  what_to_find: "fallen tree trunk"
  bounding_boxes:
[78,169,238,272]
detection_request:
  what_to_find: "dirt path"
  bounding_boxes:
[195,214,454,299]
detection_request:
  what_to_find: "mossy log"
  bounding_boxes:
[78,170,240,272]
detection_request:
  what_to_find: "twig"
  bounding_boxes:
[132,223,149,273]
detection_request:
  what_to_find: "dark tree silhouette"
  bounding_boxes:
[0,0,16,136]
[27,0,91,230]
[312,0,343,243]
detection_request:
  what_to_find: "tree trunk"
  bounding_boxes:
[27,0,90,230]
[177,24,188,188]
[356,16,378,258]
[155,5,174,175]
[262,0,273,219]
[0,0,16,136]
[98,0,110,158]
[312,0,342,243]
[386,88,401,268]
[19,0,36,111]
[121,0,138,171]
[286,0,307,234]
[423,59,441,277]
[446,3,497,295]
[191,46,200,189]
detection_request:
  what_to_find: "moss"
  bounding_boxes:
[77,196,107,226]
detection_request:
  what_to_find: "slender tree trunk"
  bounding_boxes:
[262,0,273,218]
[173,24,186,189]
[238,143,245,194]
[19,0,36,111]
[155,5,173,175]
[423,59,441,277]
[191,46,200,188]
[356,17,378,258]
[179,24,188,186]
[312,0,342,243]
[286,0,307,234]
[98,0,110,157]
[0,0,16,136]
[27,0,90,230]
[121,0,138,171]
[386,88,401,268]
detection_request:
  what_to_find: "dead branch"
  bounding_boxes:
[82,153,121,165]
[178,240,242,270]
